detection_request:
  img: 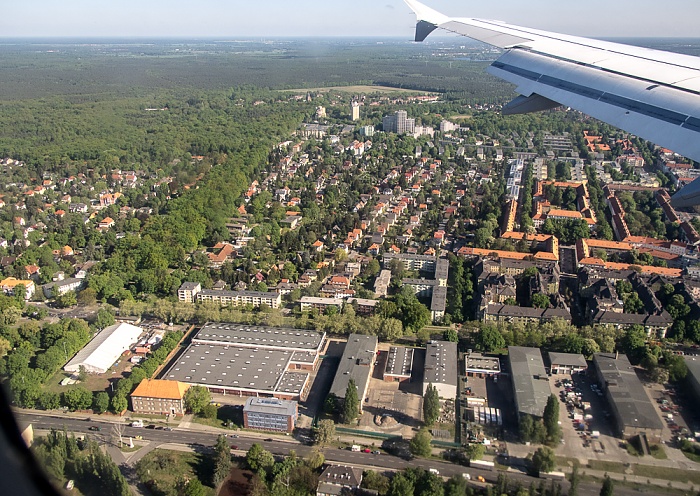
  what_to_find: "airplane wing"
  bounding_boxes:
[404,0,700,208]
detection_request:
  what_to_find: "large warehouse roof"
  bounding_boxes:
[508,346,550,418]
[194,322,325,352]
[329,334,378,399]
[165,343,308,396]
[64,323,143,374]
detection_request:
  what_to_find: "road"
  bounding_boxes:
[17,412,653,496]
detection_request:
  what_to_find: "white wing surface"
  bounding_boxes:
[404,0,700,207]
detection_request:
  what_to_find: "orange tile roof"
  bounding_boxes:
[579,258,682,277]
[547,209,583,219]
[584,239,632,251]
[131,379,190,400]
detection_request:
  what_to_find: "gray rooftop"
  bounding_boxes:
[548,352,588,368]
[508,346,551,418]
[165,343,308,395]
[465,353,501,374]
[194,322,324,352]
[435,258,450,280]
[686,357,700,384]
[198,289,278,299]
[431,286,448,312]
[329,334,378,399]
[424,341,458,387]
[244,397,298,417]
[384,346,414,378]
[179,282,201,291]
[593,353,663,431]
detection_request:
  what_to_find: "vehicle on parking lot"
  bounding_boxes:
[229,434,239,438]
[351,445,361,452]
[145,424,156,429]
[477,476,486,482]
[372,450,381,455]
[462,473,471,480]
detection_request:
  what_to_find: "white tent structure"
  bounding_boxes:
[64,323,143,374]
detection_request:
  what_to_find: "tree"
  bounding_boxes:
[388,472,414,496]
[38,391,61,411]
[93,391,110,414]
[599,475,614,496]
[423,383,440,426]
[543,394,561,444]
[409,427,432,457]
[63,386,93,411]
[532,293,550,309]
[184,385,211,415]
[78,365,88,382]
[306,448,325,471]
[213,434,232,486]
[246,443,275,473]
[444,475,468,496]
[532,446,556,474]
[363,470,390,496]
[443,329,458,342]
[110,393,128,414]
[94,307,115,330]
[314,419,336,446]
[55,291,78,308]
[476,325,505,352]
[182,479,207,496]
[568,464,580,496]
[378,318,403,341]
[464,443,486,461]
[343,379,359,424]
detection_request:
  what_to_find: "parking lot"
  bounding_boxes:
[549,371,630,462]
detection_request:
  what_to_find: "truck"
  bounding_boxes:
[131,420,143,428]
[351,445,361,452]
[469,460,495,471]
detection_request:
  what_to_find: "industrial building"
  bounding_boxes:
[130,379,190,416]
[164,323,325,400]
[243,397,298,433]
[548,352,588,375]
[508,346,550,419]
[64,323,143,374]
[423,341,458,398]
[592,353,664,442]
[686,357,700,407]
[465,352,501,377]
[383,346,414,382]
[329,334,378,411]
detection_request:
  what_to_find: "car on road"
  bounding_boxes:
[164,427,173,431]
[372,450,381,455]
[264,438,273,442]
[429,468,439,475]
[362,448,371,453]
[229,434,239,438]
[477,476,486,483]
[230,445,239,450]
[145,424,156,429]
[88,426,100,431]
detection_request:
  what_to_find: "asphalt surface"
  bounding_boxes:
[17,412,654,496]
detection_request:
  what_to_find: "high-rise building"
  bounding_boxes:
[351,102,360,121]
[382,110,416,134]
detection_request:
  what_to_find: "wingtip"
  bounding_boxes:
[404,0,448,42]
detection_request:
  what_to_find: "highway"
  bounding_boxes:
[16,412,654,496]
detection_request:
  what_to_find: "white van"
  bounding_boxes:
[131,420,143,428]
[429,468,440,475]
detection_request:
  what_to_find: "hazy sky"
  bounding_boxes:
[4,0,699,38]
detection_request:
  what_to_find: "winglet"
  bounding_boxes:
[404,0,450,42]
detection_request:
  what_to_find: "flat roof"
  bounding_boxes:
[548,352,588,368]
[244,397,297,417]
[686,357,700,384]
[424,341,458,387]
[329,334,378,398]
[508,346,550,418]
[384,346,414,378]
[466,353,501,374]
[593,353,663,431]
[194,322,324,352]
[431,286,447,312]
[164,343,307,395]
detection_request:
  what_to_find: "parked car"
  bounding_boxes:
[362,448,371,453]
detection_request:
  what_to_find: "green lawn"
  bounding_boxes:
[586,460,627,473]
[649,444,668,460]
[135,449,216,496]
[631,464,700,485]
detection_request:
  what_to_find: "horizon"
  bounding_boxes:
[5,0,700,38]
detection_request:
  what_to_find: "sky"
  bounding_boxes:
[4,0,700,39]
